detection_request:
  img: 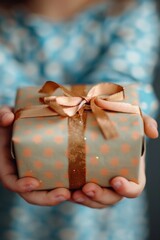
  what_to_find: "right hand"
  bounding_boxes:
[0,106,71,206]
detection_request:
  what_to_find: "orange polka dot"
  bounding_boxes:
[133,121,139,126]
[17,159,23,167]
[121,144,131,153]
[90,131,98,141]
[100,168,108,176]
[25,121,32,125]
[100,144,110,154]
[55,160,64,169]
[120,126,129,131]
[85,144,90,154]
[24,130,32,134]
[111,121,117,127]
[44,148,54,157]
[23,148,32,157]
[90,156,99,165]
[44,171,54,179]
[34,160,43,169]
[89,178,99,184]
[54,136,64,144]
[55,182,65,188]
[36,124,44,129]
[59,124,65,130]
[47,120,55,124]
[46,129,54,135]
[32,135,42,144]
[110,157,119,166]
[132,158,139,166]
[119,168,129,176]
[12,136,21,143]
[24,170,34,177]
[132,131,140,140]
[91,120,97,126]
[119,117,128,122]
[14,125,20,130]
[64,172,69,179]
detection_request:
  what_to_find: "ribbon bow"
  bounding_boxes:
[38,81,140,139]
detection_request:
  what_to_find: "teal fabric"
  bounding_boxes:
[0,0,159,239]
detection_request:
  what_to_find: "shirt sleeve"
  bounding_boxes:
[84,0,159,116]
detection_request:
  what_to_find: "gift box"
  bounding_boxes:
[12,82,144,190]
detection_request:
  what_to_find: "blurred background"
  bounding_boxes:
[146,64,160,240]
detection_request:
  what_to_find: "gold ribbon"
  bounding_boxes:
[15,81,141,139]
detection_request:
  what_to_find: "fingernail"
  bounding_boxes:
[76,198,85,203]
[2,112,10,120]
[112,181,122,190]
[54,196,66,202]
[86,191,95,197]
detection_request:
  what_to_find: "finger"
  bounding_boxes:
[71,190,107,209]
[143,115,158,139]
[110,155,146,198]
[1,173,40,193]
[82,183,122,205]
[0,148,40,193]
[20,188,71,206]
[0,106,14,127]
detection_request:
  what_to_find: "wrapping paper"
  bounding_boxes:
[12,82,144,190]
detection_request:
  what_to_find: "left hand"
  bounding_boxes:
[71,115,159,208]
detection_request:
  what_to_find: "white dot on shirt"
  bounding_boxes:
[25,62,39,77]
[141,102,148,110]
[61,48,76,62]
[70,35,87,48]
[131,66,146,79]
[126,51,140,64]
[135,19,150,32]
[45,61,62,77]
[45,36,64,51]
[117,28,136,41]
[111,59,128,72]
[143,85,152,93]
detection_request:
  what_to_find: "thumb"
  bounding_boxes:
[0,106,14,127]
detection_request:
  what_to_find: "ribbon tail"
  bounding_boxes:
[95,99,141,114]
[90,99,118,140]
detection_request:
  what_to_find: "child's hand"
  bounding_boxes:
[0,106,71,206]
[71,115,158,208]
